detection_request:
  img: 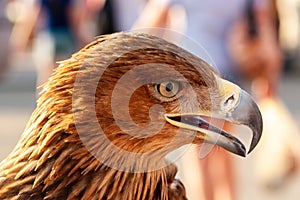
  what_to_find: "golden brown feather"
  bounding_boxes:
[0,32,262,199]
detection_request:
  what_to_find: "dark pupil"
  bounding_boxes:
[165,82,173,92]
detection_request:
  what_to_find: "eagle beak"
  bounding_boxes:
[165,79,263,157]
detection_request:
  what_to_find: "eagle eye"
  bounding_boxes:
[156,81,181,98]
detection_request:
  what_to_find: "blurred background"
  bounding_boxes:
[0,0,300,199]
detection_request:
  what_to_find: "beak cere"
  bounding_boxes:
[165,80,263,157]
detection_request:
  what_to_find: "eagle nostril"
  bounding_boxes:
[225,95,235,105]
[223,93,238,112]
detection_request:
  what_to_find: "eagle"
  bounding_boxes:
[0,32,262,199]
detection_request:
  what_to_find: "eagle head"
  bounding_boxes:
[66,32,262,172]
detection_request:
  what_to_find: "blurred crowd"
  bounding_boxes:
[1,0,300,200]
[1,0,300,83]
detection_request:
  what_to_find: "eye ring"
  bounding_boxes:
[156,81,181,98]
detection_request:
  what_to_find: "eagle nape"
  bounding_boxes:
[165,79,263,157]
